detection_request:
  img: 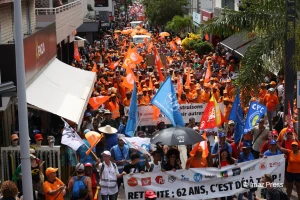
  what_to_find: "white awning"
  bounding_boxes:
[26,58,96,125]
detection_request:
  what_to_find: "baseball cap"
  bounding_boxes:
[102,150,111,156]
[218,132,226,137]
[228,120,235,125]
[286,128,293,133]
[76,163,85,172]
[242,142,252,149]
[84,163,93,167]
[271,130,278,135]
[86,112,92,117]
[84,129,90,134]
[292,141,298,146]
[144,190,157,199]
[45,167,58,176]
[270,140,277,145]
[35,134,43,141]
[157,120,165,125]
[268,88,275,92]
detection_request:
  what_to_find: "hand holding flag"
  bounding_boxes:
[85,131,104,156]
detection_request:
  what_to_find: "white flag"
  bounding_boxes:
[121,136,150,156]
[61,118,84,151]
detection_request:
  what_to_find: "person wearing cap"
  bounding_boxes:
[237,142,255,200]
[68,163,93,200]
[251,119,269,159]
[11,134,19,147]
[101,110,117,129]
[220,70,230,83]
[142,88,150,105]
[107,94,121,127]
[76,129,97,165]
[277,141,300,198]
[194,85,204,103]
[84,163,98,198]
[263,139,282,157]
[144,190,157,200]
[263,87,279,130]
[110,134,130,188]
[35,133,43,147]
[259,83,268,102]
[43,167,66,200]
[223,97,232,125]
[226,120,235,143]
[260,130,279,156]
[280,127,300,150]
[98,150,125,200]
[211,132,232,158]
[81,112,93,132]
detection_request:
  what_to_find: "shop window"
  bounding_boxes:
[222,0,235,10]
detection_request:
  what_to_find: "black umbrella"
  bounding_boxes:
[150,127,205,145]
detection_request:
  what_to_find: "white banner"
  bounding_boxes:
[124,103,225,126]
[61,119,84,151]
[123,155,285,200]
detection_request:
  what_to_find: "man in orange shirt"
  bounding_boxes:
[194,86,204,103]
[223,97,232,124]
[178,93,188,104]
[185,146,208,169]
[259,83,268,103]
[263,88,279,130]
[43,167,66,200]
[108,94,120,126]
[185,86,195,102]
[142,88,150,105]
[123,92,131,107]
[138,92,147,105]
[201,84,211,103]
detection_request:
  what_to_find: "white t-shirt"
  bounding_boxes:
[149,161,162,172]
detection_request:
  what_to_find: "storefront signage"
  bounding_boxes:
[193,12,201,25]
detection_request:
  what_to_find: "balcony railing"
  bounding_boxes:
[35,0,81,15]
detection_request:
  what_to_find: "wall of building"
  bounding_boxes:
[0,0,36,44]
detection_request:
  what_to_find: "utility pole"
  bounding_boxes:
[14,1,33,200]
[284,0,296,126]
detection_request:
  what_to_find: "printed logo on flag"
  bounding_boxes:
[141,177,151,186]
[155,176,165,184]
[193,173,203,182]
[243,166,255,172]
[165,93,180,111]
[127,177,138,187]
[259,162,267,170]
[168,175,176,183]
[232,168,241,176]
[244,102,267,132]
[220,171,228,178]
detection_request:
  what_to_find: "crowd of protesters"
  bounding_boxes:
[2,2,300,200]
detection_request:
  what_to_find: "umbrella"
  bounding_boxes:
[159,32,170,37]
[150,127,205,145]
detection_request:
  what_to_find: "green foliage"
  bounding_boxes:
[200,0,300,102]
[142,0,188,26]
[166,15,193,33]
[87,4,94,12]
[181,33,214,55]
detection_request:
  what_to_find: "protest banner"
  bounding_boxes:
[124,103,225,126]
[123,155,285,200]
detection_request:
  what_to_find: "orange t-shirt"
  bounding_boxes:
[287,149,300,173]
[194,94,204,103]
[43,178,64,200]
[224,104,232,123]
[278,128,297,142]
[178,99,187,104]
[123,98,131,106]
[186,156,207,168]
[201,91,210,103]
[264,94,279,111]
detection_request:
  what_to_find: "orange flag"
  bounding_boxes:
[167,56,174,64]
[122,66,136,90]
[175,37,182,45]
[109,60,121,70]
[177,79,183,97]
[204,62,212,83]
[185,67,191,86]
[152,105,160,121]
[122,48,143,68]
[92,62,98,73]
[85,131,104,156]
[147,42,153,54]
[190,140,209,158]
[74,43,81,61]
[88,96,110,110]
[153,46,165,82]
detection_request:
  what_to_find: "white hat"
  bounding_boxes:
[102,150,111,156]
[76,163,85,172]
[98,125,117,134]
[193,127,199,131]
[228,120,235,125]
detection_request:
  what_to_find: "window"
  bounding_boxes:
[222,0,234,10]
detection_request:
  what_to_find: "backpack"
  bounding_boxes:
[72,176,87,198]
[276,188,288,200]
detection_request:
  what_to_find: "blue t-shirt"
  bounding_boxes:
[105,134,118,151]
[211,142,232,155]
[238,152,254,163]
[263,150,282,157]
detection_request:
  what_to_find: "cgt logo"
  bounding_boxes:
[141,177,151,186]
[259,162,267,170]
[155,176,165,184]
[127,177,138,187]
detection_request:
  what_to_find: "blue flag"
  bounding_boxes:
[228,90,244,143]
[151,76,184,127]
[244,101,267,133]
[125,83,138,137]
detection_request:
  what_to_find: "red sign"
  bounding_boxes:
[128,177,138,187]
[141,177,151,186]
[155,176,165,184]
[201,10,213,22]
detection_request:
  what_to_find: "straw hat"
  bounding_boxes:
[98,125,117,134]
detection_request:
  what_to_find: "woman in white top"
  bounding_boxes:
[98,151,125,200]
[147,151,162,172]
